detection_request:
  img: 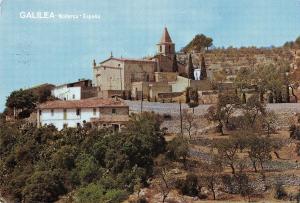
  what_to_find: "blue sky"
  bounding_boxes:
[0,0,300,111]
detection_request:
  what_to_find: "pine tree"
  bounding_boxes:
[172,54,178,72]
[200,55,207,80]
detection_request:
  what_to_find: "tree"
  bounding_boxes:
[214,138,239,174]
[6,89,38,118]
[187,88,199,113]
[155,167,173,203]
[261,111,278,136]
[205,93,241,135]
[243,94,266,126]
[166,136,189,167]
[247,136,272,172]
[182,34,213,52]
[22,170,66,203]
[200,55,207,80]
[200,157,223,200]
[172,54,178,72]
[182,109,197,139]
[186,54,194,79]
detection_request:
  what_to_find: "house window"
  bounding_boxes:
[160,45,162,52]
[63,109,67,120]
[76,108,81,116]
[51,109,54,116]
[64,97,66,101]
[77,123,81,128]
[112,108,116,114]
[93,108,96,116]
[72,94,75,99]
[39,110,42,115]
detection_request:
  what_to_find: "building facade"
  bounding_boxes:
[37,98,129,130]
[52,79,96,100]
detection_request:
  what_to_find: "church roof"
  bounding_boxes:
[159,27,173,44]
[99,57,156,65]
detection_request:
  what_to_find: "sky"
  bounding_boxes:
[0,0,300,111]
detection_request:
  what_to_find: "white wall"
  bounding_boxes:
[51,85,81,100]
[40,108,100,130]
[171,76,190,92]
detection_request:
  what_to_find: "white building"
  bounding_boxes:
[52,85,81,100]
[51,79,95,101]
[37,98,129,130]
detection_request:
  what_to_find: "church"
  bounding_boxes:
[92,27,210,101]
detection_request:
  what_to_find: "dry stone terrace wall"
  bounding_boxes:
[125,101,300,133]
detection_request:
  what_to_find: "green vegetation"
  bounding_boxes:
[182,34,213,52]
[0,112,166,202]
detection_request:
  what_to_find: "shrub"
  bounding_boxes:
[182,173,199,196]
[22,170,66,203]
[274,183,287,200]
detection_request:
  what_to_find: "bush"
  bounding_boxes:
[274,183,287,200]
[75,184,128,203]
[22,170,66,203]
[182,173,199,196]
[175,174,199,197]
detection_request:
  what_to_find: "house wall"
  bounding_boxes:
[51,86,81,100]
[149,83,172,99]
[93,59,125,91]
[171,76,190,92]
[39,106,128,130]
[154,72,177,82]
[124,61,156,90]
[131,82,150,99]
[154,54,173,72]
[40,108,99,130]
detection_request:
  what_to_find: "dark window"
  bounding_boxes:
[39,110,42,115]
[160,45,162,52]
[112,108,116,114]
[93,108,96,116]
[77,123,81,128]
[51,109,54,116]
[76,108,81,116]
[72,94,75,99]
[113,124,119,131]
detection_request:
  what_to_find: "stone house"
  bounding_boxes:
[37,98,129,131]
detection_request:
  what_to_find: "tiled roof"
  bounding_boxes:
[37,98,128,109]
[159,27,173,44]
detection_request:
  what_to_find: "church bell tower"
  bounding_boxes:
[157,27,175,57]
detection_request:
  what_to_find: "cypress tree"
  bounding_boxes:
[186,54,194,79]
[200,55,207,80]
[172,54,179,72]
